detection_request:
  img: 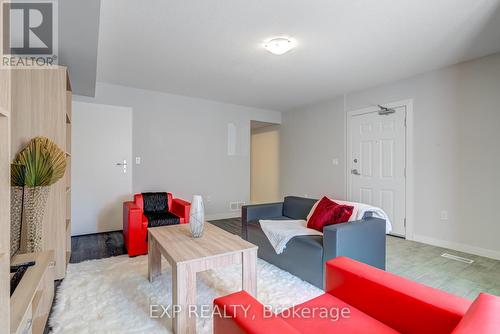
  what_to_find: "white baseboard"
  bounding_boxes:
[413,234,500,261]
[206,212,240,221]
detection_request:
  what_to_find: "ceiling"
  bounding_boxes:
[96,0,500,111]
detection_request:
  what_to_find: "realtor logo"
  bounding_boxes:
[2,0,58,66]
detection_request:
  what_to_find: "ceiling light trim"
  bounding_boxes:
[263,36,297,55]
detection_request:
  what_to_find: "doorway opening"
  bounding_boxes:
[250,121,280,204]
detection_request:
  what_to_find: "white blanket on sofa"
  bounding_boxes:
[333,200,393,234]
[259,219,322,254]
[260,201,392,255]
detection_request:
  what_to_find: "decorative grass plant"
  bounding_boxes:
[13,136,67,187]
[11,137,67,252]
[11,163,25,186]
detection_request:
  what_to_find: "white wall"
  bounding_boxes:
[281,52,500,259]
[280,96,346,200]
[75,82,281,220]
[251,125,281,203]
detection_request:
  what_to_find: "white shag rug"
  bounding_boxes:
[49,255,322,333]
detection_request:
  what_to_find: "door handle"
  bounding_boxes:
[116,160,127,173]
[351,169,360,175]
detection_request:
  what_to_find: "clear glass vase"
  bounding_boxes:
[189,195,205,238]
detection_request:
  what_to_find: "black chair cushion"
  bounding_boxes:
[142,192,168,213]
[145,211,180,228]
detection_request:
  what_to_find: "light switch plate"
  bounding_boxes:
[332,158,339,166]
[135,157,141,165]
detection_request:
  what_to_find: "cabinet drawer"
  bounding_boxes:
[15,304,32,334]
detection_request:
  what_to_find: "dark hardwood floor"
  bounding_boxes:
[70,230,127,263]
[207,218,242,237]
[69,219,241,264]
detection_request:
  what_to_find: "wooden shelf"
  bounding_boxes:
[0,106,8,117]
[10,67,72,282]
[31,290,43,315]
[0,103,10,333]
[0,253,6,272]
[66,72,72,92]
[11,252,53,334]
[66,123,71,152]
[32,313,50,334]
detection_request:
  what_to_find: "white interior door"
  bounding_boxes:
[348,106,406,237]
[72,101,132,236]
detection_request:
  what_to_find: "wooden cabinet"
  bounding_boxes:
[1,4,12,332]
[1,64,69,333]
[10,252,55,334]
[10,66,72,280]
[0,67,12,334]
[65,77,72,267]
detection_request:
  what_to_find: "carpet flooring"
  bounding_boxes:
[49,255,322,333]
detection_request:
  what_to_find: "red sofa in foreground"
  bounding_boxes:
[214,257,500,333]
[123,193,190,256]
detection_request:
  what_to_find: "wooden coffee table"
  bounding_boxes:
[148,223,258,334]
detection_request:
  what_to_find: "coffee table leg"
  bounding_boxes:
[173,263,197,334]
[148,235,161,282]
[242,249,257,297]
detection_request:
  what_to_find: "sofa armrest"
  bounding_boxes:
[325,257,471,334]
[323,217,386,270]
[123,201,145,248]
[213,291,300,334]
[171,197,191,224]
[241,202,283,239]
[123,201,143,227]
[451,293,500,334]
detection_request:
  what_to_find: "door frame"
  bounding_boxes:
[345,99,414,240]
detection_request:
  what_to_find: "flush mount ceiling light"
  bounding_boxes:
[263,37,296,55]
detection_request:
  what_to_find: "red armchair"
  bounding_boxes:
[214,257,500,334]
[123,193,190,256]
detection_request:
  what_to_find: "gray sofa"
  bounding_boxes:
[242,196,386,289]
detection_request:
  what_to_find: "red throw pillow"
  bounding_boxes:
[307,196,354,232]
[332,204,354,227]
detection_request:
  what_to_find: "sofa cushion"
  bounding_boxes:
[283,196,318,220]
[280,293,399,334]
[325,257,470,334]
[145,211,180,227]
[247,223,323,251]
[248,216,290,224]
[307,200,320,221]
[247,223,324,288]
[451,293,500,334]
